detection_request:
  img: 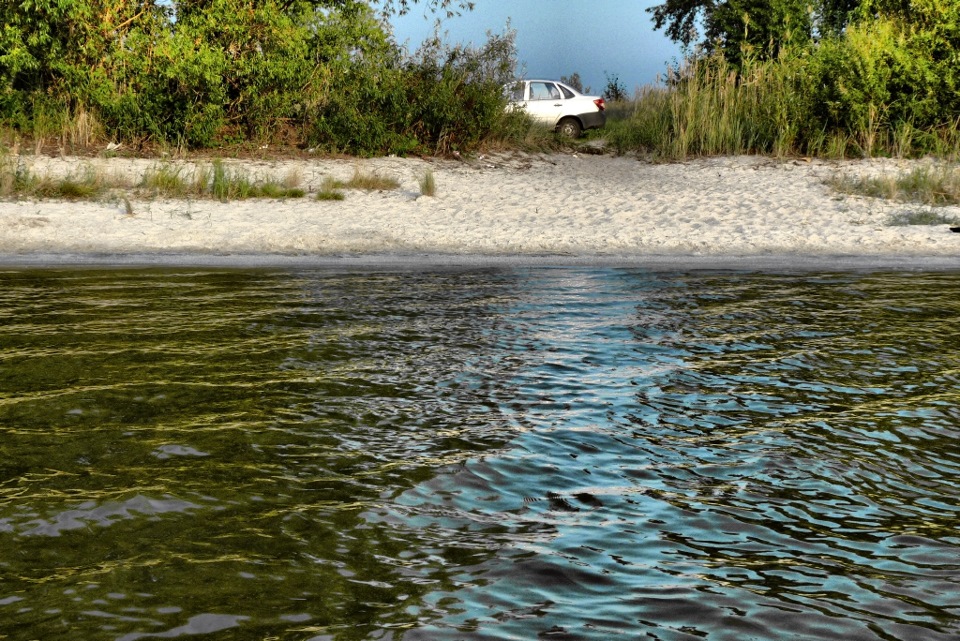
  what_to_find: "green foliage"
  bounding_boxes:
[610,1,960,161]
[402,31,518,154]
[803,6,960,155]
[648,0,818,63]
[306,23,518,156]
[0,0,517,155]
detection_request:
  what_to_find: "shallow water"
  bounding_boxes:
[0,267,958,641]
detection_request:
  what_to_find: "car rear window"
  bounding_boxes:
[530,82,560,100]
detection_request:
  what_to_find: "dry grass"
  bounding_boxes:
[1,157,131,200]
[332,168,400,191]
[829,164,960,207]
[1,156,308,202]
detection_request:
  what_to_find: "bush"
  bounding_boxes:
[1,0,520,156]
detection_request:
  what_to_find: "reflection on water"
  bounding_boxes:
[0,267,958,640]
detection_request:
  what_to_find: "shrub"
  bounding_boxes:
[1,0,520,155]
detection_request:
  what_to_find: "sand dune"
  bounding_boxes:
[2,152,959,266]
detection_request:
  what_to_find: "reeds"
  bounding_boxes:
[605,53,810,159]
[605,54,960,161]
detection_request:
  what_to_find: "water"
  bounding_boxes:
[0,266,958,641]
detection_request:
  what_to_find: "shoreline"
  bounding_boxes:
[2,152,960,270]
[3,251,960,272]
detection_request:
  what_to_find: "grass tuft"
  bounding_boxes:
[333,168,400,191]
[2,161,120,200]
[0,155,30,197]
[315,176,345,201]
[141,163,192,197]
[829,165,960,206]
[419,168,436,197]
[139,160,305,201]
[887,210,960,226]
[2,156,308,202]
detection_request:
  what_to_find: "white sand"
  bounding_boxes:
[3,152,960,266]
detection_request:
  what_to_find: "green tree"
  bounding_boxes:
[0,0,166,94]
[603,72,627,101]
[648,0,859,62]
[560,72,588,93]
[0,0,521,154]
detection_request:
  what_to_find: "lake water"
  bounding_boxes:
[1,266,958,641]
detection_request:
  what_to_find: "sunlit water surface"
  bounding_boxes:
[0,267,958,641]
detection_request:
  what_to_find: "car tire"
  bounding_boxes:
[557,118,582,138]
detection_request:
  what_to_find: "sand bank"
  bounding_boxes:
[2,152,959,267]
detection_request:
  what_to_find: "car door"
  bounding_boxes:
[523,81,564,127]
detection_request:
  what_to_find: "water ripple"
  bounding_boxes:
[0,268,958,640]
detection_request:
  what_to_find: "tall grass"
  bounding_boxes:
[606,56,791,159]
[606,52,960,161]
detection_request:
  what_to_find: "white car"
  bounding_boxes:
[505,79,606,138]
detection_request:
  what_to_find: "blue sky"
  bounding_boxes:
[390,0,685,95]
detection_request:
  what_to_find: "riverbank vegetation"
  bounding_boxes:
[0,155,332,201]
[1,0,958,162]
[0,0,525,157]
[606,0,960,160]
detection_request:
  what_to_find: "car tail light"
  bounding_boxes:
[594,98,605,111]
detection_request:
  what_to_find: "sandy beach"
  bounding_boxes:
[2,152,959,267]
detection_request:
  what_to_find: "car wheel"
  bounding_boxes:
[557,118,582,138]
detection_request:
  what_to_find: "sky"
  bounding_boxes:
[389,0,685,95]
